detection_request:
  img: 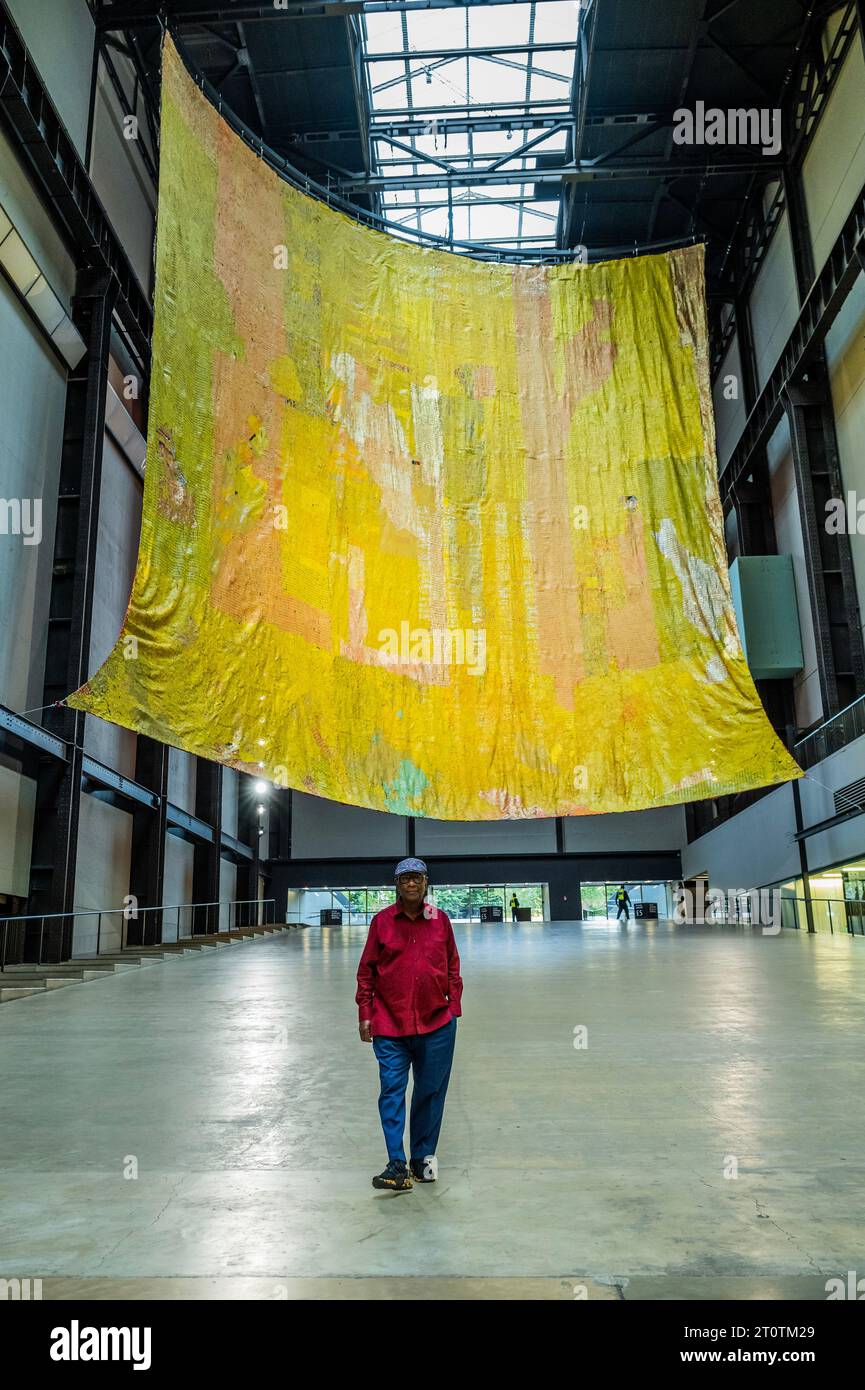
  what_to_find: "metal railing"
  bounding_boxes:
[0,897,276,970]
[794,694,865,771]
[779,895,865,936]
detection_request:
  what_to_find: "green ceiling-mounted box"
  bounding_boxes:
[729,555,804,680]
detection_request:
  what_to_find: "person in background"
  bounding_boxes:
[510,892,520,922]
[615,885,631,922]
[356,857,463,1193]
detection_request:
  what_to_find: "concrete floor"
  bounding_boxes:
[1,919,863,1300]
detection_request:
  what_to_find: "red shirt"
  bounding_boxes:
[356,899,463,1037]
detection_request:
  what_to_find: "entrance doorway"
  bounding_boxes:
[580,882,674,920]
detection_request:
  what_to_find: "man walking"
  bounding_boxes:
[356,858,462,1192]
[615,885,632,922]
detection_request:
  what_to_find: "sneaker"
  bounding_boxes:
[372,1160,413,1191]
[409,1155,438,1183]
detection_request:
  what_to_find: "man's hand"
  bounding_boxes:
[359,1020,372,1043]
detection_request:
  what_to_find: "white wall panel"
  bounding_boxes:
[291,792,406,859]
[711,332,746,469]
[748,213,800,388]
[73,795,133,952]
[765,416,822,728]
[825,271,865,660]
[83,435,142,775]
[803,41,865,274]
[563,806,685,852]
[416,817,557,856]
[5,0,94,162]
[168,748,198,816]
[681,783,799,889]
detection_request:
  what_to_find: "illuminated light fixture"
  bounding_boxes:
[254,780,268,794]
[257,803,265,814]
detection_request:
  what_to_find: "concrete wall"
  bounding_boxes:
[222,769,239,839]
[824,271,865,663]
[563,806,686,853]
[799,735,865,874]
[289,792,685,861]
[5,0,94,162]
[88,50,156,295]
[765,416,822,728]
[683,728,865,892]
[163,835,195,941]
[682,782,799,889]
[712,332,746,470]
[219,859,237,930]
[83,434,141,775]
[748,212,800,388]
[0,766,36,897]
[802,37,865,275]
[168,748,198,816]
[0,126,72,898]
[417,817,558,856]
[73,796,133,953]
[290,792,407,859]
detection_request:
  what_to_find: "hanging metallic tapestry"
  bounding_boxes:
[68,36,802,819]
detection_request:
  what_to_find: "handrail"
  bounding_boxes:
[0,898,276,970]
[793,695,865,771]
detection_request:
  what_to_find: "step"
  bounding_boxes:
[2,962,115,979]
[0,985,46,1002]
[0,973,76,990]
[0,917,284,1005]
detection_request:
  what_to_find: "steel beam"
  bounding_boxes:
[364,42,580,62]
[784,369,865,714]
[719,178,865,503]
[128,738,169,945]
[192,759,223,935]
[96,0,582,25]
[235,779,261,925]
[337,157,783,192]
[27,270,118,962]
[0,2,152,362]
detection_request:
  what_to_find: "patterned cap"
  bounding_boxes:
[394,857,428,878]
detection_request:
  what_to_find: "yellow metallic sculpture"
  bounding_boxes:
[68,36,802,819]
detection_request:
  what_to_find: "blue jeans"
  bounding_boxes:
[372,1016,457,1163]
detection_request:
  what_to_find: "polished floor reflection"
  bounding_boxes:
[1,919,863,1300]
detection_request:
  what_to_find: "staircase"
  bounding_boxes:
[0,901,294,1005]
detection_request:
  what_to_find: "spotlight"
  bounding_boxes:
[254,780,268,794]
[257,804,265,815]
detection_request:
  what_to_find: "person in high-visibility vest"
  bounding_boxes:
[614,886,631,922]
[509,893,520,922]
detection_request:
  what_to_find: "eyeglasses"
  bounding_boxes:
[397,874,425,884]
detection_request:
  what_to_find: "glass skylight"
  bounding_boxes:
[359,1,583,254]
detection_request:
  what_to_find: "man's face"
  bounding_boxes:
[397,872,427,907]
